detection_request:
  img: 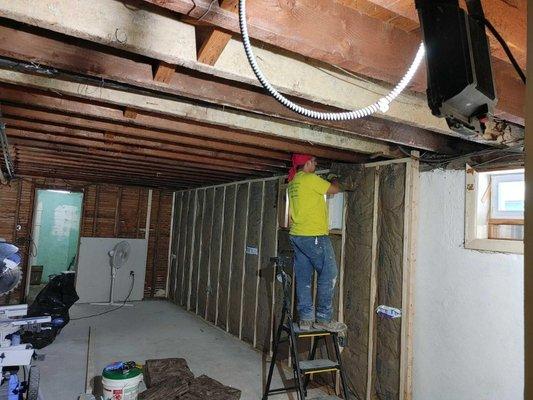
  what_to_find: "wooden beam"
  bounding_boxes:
[0,1,448,133]
[140,0,524,122]
[17,167,189,189]
[8,138,251,179]
[6,128,272,174]
[3,118,285,170]
[154,61,176,83]
[197,28,232,66]
[15,147,237,182]
[196,0,237,65]
[10,144,231,180]
[524,9,533,399]
[1,104,289,162]
[15,153,214,185]
[123,108,137,119]
[360,0,526,69]
[0,0,522,126]
[0,24,473,154]
[15,162,189,186]
[0,86,357,162]
[0,70,392,156]
[0,84,367,163]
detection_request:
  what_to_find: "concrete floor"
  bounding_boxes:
[37,300,332,400]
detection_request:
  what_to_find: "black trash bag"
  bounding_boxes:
[21,272,79,349]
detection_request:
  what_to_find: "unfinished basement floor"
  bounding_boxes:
[39,300,332,400]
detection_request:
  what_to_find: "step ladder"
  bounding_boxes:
[263,256,350,400]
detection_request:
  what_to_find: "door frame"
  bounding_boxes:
[24,184,85,301]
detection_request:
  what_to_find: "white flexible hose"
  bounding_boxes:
[238,0,426,121]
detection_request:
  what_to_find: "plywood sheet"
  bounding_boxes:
[197,188,214,316]
[241,182,263,344]
[372,164,406,400]
[228,183,249,337]
[217,185,236,330]
[206,186,225,323]
[76,237,148,303]
[255,180,278,352]
[342,167,376,399]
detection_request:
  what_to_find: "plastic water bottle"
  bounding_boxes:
[8,374,19,400]
[376,305,402,319]
[10,334,20,346]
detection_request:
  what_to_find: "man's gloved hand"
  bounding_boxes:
[327,173,340,182]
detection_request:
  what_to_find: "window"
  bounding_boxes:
[465,166,524,253]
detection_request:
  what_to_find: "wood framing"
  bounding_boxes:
[366,166,380,400]
[399,153,420,400]
[524,5,532,397]
[214,186,227,325]
[0,24,481,154]
[153,61,176,83]
[197,28,233,65]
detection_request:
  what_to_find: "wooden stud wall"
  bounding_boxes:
[0,176,173,303]
[169,159,419,399]
[170,177,280,347]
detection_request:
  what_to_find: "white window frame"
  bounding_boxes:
[465,165,524,254]
[490,173,525,219]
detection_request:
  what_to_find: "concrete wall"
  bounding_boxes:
[414,169,524,400]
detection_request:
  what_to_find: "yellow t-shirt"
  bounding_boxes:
[288,172,331,236]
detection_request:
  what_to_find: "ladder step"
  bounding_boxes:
[289,323,332,337]
[299,359,339,374]
[310,396,343,400]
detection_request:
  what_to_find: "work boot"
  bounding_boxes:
[299,320,313,332]
[313,320,347,333]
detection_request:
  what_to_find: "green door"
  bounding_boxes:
[30,190,83,283]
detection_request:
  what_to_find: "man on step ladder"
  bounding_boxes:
[287,154,347,333]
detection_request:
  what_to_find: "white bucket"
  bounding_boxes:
[102,370,143,400]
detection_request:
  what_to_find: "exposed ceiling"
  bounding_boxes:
[0,0,526,189]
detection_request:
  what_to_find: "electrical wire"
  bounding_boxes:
[71,274,135,321]
[238,0,426,121]
[401,142,524,168]
[482,18,526,84]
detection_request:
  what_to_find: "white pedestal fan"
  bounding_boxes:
[91,240,134,307]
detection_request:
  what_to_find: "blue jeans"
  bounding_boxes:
[289,235,338,323]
